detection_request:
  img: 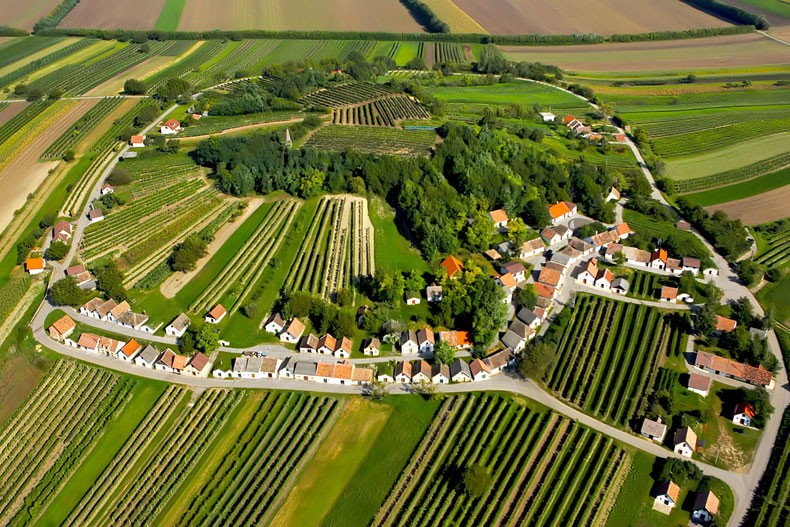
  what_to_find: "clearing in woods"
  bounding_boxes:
[177,0,423,32]
[451,0,730,36]
[0,0,62,30]
[705,185,790,225]
[59,0,168,30]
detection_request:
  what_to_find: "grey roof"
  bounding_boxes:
[612,277,629,290]
[278,357,293,373]
[450,359,471,379]
[294,362,317,376]
[432,363,450,378]
[501,330,524,350]
[138,345,161,363]
[168,313,190,331]
[400,330,418,346]
[517,307,540,325]
[641,418,666,437]
[237,355,263,373]
[509,319,531,339]
[550,252,572,267]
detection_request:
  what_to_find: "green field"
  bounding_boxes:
[735,0,790,19]
[155,0,186,30]
[426,80,590,114]
[684,167,790,206]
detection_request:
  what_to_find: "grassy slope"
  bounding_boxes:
[683,166,790,206]
[757,271,790,325]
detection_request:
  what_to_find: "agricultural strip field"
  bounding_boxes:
[623,210,710,259]
[755,224,790,270]
[545,294,687,426]
[301,83,398,108]
[452,0,729,35]
[705,184,790,225]
[181,40,281,89]
[0,0,62,30]
[180,111,308,137]
[60,0,168,30]
[189,198,301,314]
[41,97,123,160]
[742,407,790,527]
[421,0,487,33]
[331,96,430,126]
[0,360,134,524]
[625,270,678,301]
[307,126,437,157]
[258,40,406,68]
[684,167,790,207]
[371,393,631,527]
[283,195,375,301]
[177,0,423,32]
[500,33,790,73]
[0,39,95,90]
[156,0,187,30]
[0,37,65,71]
[729,0,790,23]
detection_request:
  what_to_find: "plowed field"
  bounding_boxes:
[706,185,790,225]
[60,0,167,29]
[0,0,62,30]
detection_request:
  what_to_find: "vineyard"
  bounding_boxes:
[0,37,64,70]
[0,102,49,148]
[283,196,375,301]
[300,83,397,108]
[545,295,687,426]
[80,389,242,526]
[331,95,429,127]
[170,392,340,527]
[190,199,301,314]
[0,39,94,89]
[0,360,132,525]
[756,226,790,270]
[742,407,790,527]
[623,210,710,259]
[307,126,436,156]
[434,42,466,64]
[652,118,790,159]
[182,40,280,89]
[40,97,123,160]
[372,394,630,527]
[0,277,32,325]
[627,271,678,300]
[144,40,226,92]
[676,153,790,193]
[180,111,306,137]
[0,100,77,173]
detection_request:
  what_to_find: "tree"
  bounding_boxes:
[50,277,86,307]
[298,168,326,198]
[693,304,716,335]
[45,240,69,261]
[171,235,207,272]
[470,276,507,351]
[107,168,132,186]
[155,77,192,102]
[462,464,493,498]
[95,261,127,301]
[517,341,555,381]
[465,211,494,252]
[433,340,455,365]
[507,217,528,248]
[612,251,626,265]
[195,324,219,353]
[62,149,75,162]
[26,86,45,101]
[658,458,702,486]
[516,286,536,310]
[404,270,425,294]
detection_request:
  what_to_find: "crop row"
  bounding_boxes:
[654,118,789,158]
[0,37,64,70]
[373,394,627,527]
[307,125,436,157]
[0,277,32,326]
[184,40,280,89]
[0,101,49,146]
[41,97,123,160]
[434,42,466,64]
[547,295,682,425]
[743,407,790,527]
[191,199,299,313]
[755,228,790,269]
[300,82,398,108]
[102,389,242,526]
[64,385,189,525]
[0,361,128,522]
[676,153,790,193]
[176,392,340,527]
[260,40,377,67]
[180,110,305,137]
[331,95,430,127]
[0,39,94,89]
[145,41,226,92]
[642,108,790,139]
[0,100,75,173]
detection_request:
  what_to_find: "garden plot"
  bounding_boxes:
[284,196,375,301]
[190,199,301,314]
[546,295,687,426]
[372,393,630,527]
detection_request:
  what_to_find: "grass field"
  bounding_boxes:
[426,79,590,114]
[155,0,186,30]
[177,0,423,32]
[684,167,790,206]
[729,0,790,22]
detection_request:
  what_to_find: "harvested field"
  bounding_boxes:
[453,0,729,36]
[60,0,167,29]
[422,0,487,33]
[0,0,62,30]
[501,33,790,73]
[706,185,790,225]
[178,0,423,32]
[0,102,27,127]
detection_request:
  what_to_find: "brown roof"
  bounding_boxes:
[96,299,117,318]
[189,352,209,371]
[693,491,719,515]
[120,339,142,358]
[394,361,412,377]
[534,282,556,299]
[414,360,432,378]
[687,373,712,392]
[673,426,697,448]
[168,313,190,331]
[260,357,279,373]
[336,336,352,353]
[683,256,701,268]
[715,315,736,333]
[302,333,319,348]
[489,209,509,223]
[498,272,518,289]
[661,286,678,300]
[66,264,86,276]
[315,362,334,378]
[88,209,104,219]
[164,118,181,129]
[172,354,188,370]
[538,266,562,287]
[208,304,226,320]
[99,336,121,351]
[351,367,374,383]
[109,300,131,319]
[591,230,619,247]
[130,134,144,143]
[50,315,76,336]
[417,327,434,344]
[641,417,666,437]
[469,358,490,376]
[440,255,464,277]
[319,334,337,350]
[334,362,354,380]
[613,222,631,237]
[484,348,513,370]
[77,333,100,349]
[485,249,502,260]
[285,317,305,336]
[521,238,544,253]
[655,481,681,502]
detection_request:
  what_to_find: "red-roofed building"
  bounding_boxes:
[52,220,72,243]
[160,118,182,135]
[548,201,577,224]
[488,209,509,232]
[732,402,756,427]
[440,255,464,278]
[715,315,737,333]
[205,304,226,324]
[25,257,45,275]
[130,134,146,147]
[650,249,668,270]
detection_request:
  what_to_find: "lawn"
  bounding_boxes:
[426,79,589,113]
[683,167,790,206]
[155,0,185,30]
[368,195,428,274]
[757,271,790,326]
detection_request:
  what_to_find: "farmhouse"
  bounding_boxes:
[232,355,264,379]
[154,348,183,373]
[539,112,556,122]
[377,362,394,383]
[470,359,491,382]
[400,331,419,354]
[107,301,131,323]
[519,237,545,259]
[576,258,613,291]
[606,187,621,202]
[101,183,114,195]
[484,348,514,374]
[640,417,667,442]
[650,249,668,270]
[694,351,773,387]
[77,333,100,353]
[682,256,701,275]
[318,334,337,355]
[485,249,502,261]
[412,360,432,383]
[654,481,680,511]
[130,134,146,147]
[280,318,305,343]
[732,402,755,427]
[265,313,286,334]
[334,336,352,358]
[501,329,526,352]
[450,359,472,382]
[548,201,576,225]
[540,225,570,245]
[660,286,678,303]
[606,244,651,266]
[300,333,319,353]
[426,284,443,302]
[715,315,737,333]
[205,304,226,324]
[611,277,629,295]
[500,262,527,283]
[568,237,594,256]
[550,250,574,268]
[440,255,464,278]
[432,363,450,384]
[88,209,104,223]
[160,119,182,135]
[673,426,697,458]
[165,313,190,338]
[25,257,45,275]
[517,307,542,329]
[48,315,76,341]
[687,373,712,397]
[52,220,72,243]
[66,264,93,286]
[259,357,282,379]
[488,209,509,232]
[417,327,435,354]
[184,352,210,376]
[278,358,294,379]
[99,336,123,355]
[589,229,620,250]
[692,491,719,524]
[394,361,412,383]
[363,338,381,356]
[294,362,318,382]
[497,271,518,290]
[118,339,142,362]
[134,345,162,368]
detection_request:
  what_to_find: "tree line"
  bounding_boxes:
[684,0,769,30]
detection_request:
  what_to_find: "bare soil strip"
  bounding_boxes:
[60,0,167,30]
[0,102,28,127]
[705,184,790,225]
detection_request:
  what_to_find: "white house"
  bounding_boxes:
[88,209,104,223]
[484,348,513,374]
[205,304,226,324]
[500,330,525,353]
[520,238,544,259]
[280,318,305,343]
[673,426,697,458]
[653,481,680,512]
[732,402,755,427]
[160,118,182,135]
[400,330,419,354]
[25,257,45,275]
[470,359,491,382]
[154,348,184,373]
[488,209,509,232]
[431,363,450,384]
[318,334,337,355]
[130,134,146,147]
[101,183,114,195]
[300,333,318,353]
[134,345,161,368]
[411,360,432,383]
[517,308,542,330]
[606,187,621,202]
[363,338,381,356]
[117,339,142,362]
[687,373,711,397]
[165,313,190,338]
[426,284,443,302]
[650,249,668,270]
[692,491,719,524]
[233,355,263,379]
[594,268,614,291]
[77,333,100,353]
[450,359,472,383]
[640,417,666,443]
[417,327,435,354]
[405,292,421,305]
[500,262,526,283]
[264,313,285,334]
[394,361,412,383]
[539,111,556,122]
[611,277,629,295]
[334,336,352,358]
[184,352,210,376]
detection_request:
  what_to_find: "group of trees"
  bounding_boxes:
[50,261,127,307]
[170,234,208,273]
[399,0,449,33]
[278,290,357,337]
[675,197,751,260]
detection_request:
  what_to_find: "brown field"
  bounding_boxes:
[501,33,790,72]
[451,0,729,35]
[0,357,44,426]
[178,0,423,32]
[0,0,62,30]
[0,102,28,127]
[706,185,790,225]
[60,0,166,30]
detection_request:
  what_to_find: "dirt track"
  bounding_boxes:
[706,185,790,225]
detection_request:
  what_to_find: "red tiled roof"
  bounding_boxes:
[189,352,209,371]
[538,267,562,287]
[25,257,44,271]
[734,402,756,419]
[208,304,226,320]
[489,209,509,223]
[715,315,736,332]
[498,272,517,289]
[548,202,571,220]
[440,255,464,277]
[661,286,678,300]
[120,339,141,358]
[50,315,76,336]
[534,282,556,299]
